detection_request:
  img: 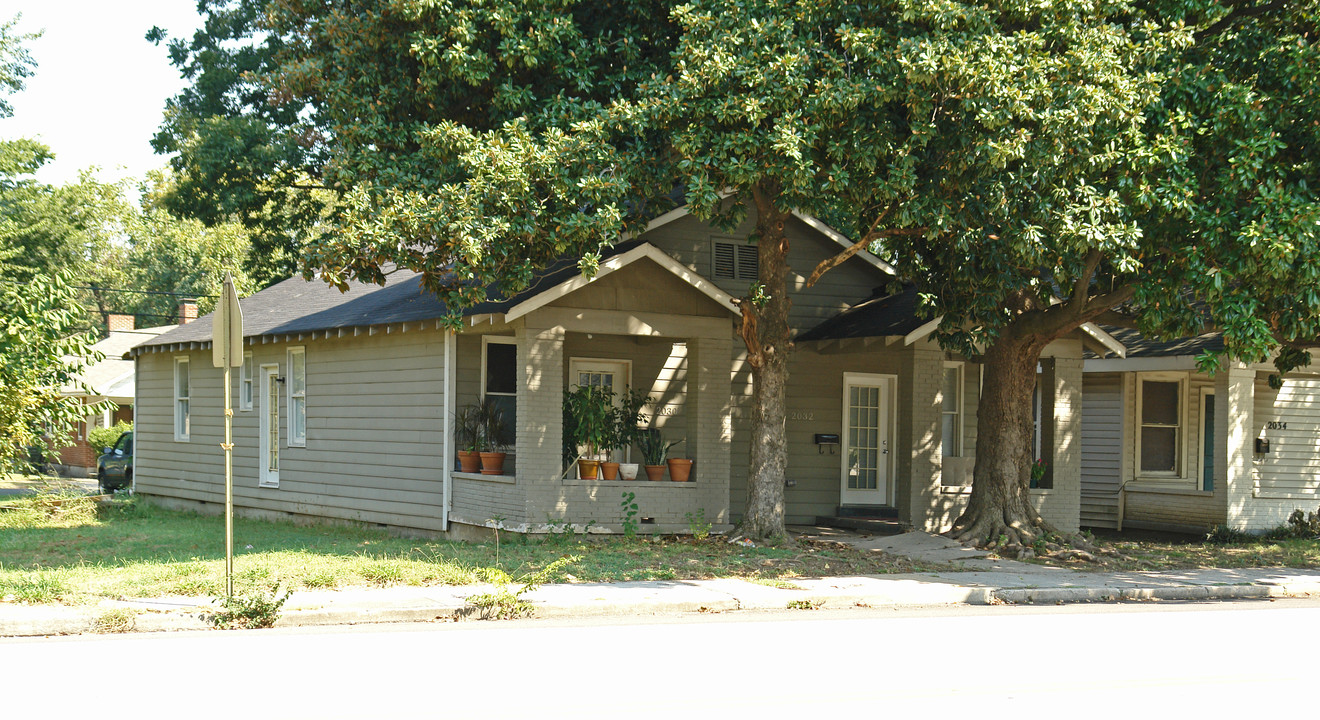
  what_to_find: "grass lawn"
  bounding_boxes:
[0,494,926,606]
[1020,527,1320,571]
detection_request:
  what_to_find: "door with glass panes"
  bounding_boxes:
[259,365,280,488]
[840,373,893,505]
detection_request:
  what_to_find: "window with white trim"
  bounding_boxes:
[483,337,517,446]
[240,351,254,411]
[288,347,306,447]
[1199,389,1215,491]
[1138,375,1184,476]
[941,363,963,457]
[712,239,758,281]
[173,357,190,441]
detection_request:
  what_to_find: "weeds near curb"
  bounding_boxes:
[786,599,823,610]
[466,555,580,620]
[91,608,136,634]
[208,581,292,629]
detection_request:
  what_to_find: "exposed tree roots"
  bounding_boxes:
[946,503,1096,559]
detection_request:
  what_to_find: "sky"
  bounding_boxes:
[0,1,203,186]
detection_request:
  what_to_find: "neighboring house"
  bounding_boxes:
[1082,329,1320,533]
[128,206,1114,536]
[54,313,180,477]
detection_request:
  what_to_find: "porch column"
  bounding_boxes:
[900,345,944,532]
[1038,357,1082,533]
[1214,363,1254,530]
[686,332,733,523]
[515,320,565,523]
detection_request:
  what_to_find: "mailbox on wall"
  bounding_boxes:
[1255,437,1271,454]
[814,433,840,454]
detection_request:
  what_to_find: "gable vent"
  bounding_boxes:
[713,240,758,281]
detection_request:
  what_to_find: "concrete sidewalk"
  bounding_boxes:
[5,561,1320,637]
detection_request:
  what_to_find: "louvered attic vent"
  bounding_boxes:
[713,240,758,280]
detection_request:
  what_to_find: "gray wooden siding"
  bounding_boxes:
[135,329,449,531]
[549,258,729,317]
[1080,373,1123,528]
[641,210,887,333]
[1253,374,1320,496]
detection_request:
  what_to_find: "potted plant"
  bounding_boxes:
[454,403,483,473]
[637,428,683,481]
[563,385,613,479]
[665,439,692,482]
[477,398,513,475]
[612,389,651,481]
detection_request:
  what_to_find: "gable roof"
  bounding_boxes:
[796,284,927,342]
[133,239,738,354]
[64,325,175,397]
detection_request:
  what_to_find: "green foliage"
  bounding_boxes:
[88,421,132,455]
[0,14,37,118]
[636,429,684,466]
[613,388,652,454]
[466,555,580,620]
[685,509,712,541]
[1206,525,1255,544]
[786,599,822,610]
[208,580,293,630]
[563,385,615,460]
[90,608,137,634]
[620,491,639,538]
[0,269,108,468]
[0,571,69,604]
[1260,508,1320,541]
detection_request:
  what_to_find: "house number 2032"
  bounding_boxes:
[1266,421,1288,430]
[789,411,815,421]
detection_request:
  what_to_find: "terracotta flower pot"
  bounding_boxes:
[643,464,666,481]
[601,461,621,481]
[479,451,507,475]
[667,458,693,482]
[457,450,481,473]
[578,459,601,480]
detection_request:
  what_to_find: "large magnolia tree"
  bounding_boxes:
[162,0,1319,543]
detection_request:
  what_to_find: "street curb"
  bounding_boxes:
[3,580,1318,637]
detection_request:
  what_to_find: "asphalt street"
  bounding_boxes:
[3,598,1315,719]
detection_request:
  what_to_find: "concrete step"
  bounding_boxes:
[813,515,907,536]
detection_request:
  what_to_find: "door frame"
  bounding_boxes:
[259,364,280,489]
[568,357,633,465]
[840,372,896,506]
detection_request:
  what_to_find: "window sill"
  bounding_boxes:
[454,471,515,485]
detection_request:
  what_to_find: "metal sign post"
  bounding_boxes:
[213,273,244,597]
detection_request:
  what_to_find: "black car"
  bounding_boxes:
[97,431,133,493]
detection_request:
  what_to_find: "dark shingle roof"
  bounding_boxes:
[796,284,930,342]
[136,238,650,350]
[1097,327,1224,358]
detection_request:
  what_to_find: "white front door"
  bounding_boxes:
[259,366,280,488]
[840,373,894,505]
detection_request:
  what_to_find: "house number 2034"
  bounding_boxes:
[1266,421,1288,430]
[789,411,815,421]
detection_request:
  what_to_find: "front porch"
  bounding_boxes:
[447,251,737,534]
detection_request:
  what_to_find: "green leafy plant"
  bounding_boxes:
[208,581,292,629]
[454,404,483,452]
[621,491,639,538]
[611,388,652,455]
[1029,459,1048,489]
[786,599,822,610]
[686,508,712,541]
[88,421,132,456]
[477,397,512,452]
[466,555,579,620]
[563,385,614,461]
[636,428,684,466]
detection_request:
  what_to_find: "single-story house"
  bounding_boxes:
[128,205,1117,537]
[1082,329,1320,533]
[54,314,178,476]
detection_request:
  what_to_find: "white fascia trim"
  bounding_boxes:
[1080,322,1127,359]
[790,211,897,277]
[623,202,894,278]
[904,316,942,346]
[504,243,740,322]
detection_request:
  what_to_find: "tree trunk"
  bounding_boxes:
[947,331,1060,546]
[733,186,793,542]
